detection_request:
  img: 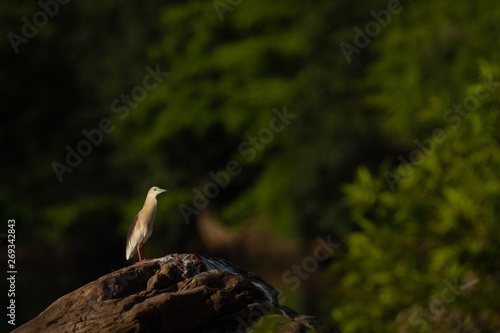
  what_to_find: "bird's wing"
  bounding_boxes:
[126,213,142,260]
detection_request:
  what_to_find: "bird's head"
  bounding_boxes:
[149,186,168,197]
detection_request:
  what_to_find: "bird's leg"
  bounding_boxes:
[136,243,143,262]
[135,243,150,262]
[141,243,147,260]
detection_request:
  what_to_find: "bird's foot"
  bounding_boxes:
[135,258,151,264]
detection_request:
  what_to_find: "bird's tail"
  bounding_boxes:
[125,241,135,260]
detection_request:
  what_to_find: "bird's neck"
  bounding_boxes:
[143,195,157,209]
[142,203,157,222]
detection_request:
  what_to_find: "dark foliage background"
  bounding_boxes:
[1,0,499,331]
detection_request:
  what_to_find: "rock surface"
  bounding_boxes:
[13,254,337,333]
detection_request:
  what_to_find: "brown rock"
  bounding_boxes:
[13,254,336,333]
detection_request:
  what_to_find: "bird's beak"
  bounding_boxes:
[160,189,169,193]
